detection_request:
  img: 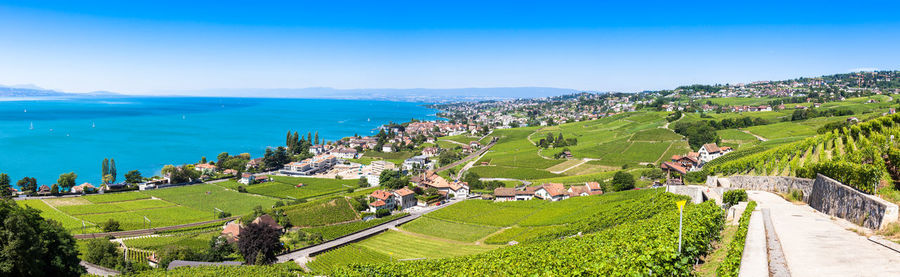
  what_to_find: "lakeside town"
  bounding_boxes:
[5,70,900,276]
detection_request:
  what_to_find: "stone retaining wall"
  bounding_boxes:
[708,174,899,229]
[807,174,899,229]
[707,175,813,202]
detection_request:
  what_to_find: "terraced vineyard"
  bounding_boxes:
[703,114,900,193]
[327,189,723,276]
[215,175,354,200]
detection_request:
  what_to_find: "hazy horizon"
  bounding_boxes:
[1,1,899,94]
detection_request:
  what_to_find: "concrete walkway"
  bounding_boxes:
[748,191,900,277]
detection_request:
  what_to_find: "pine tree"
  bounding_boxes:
[0,173,10,198]
[101,158,109,181]
[307,132,312,145]
[314,131,320,145]
[109,159,117,184]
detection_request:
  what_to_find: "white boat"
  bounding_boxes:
[29,122,33,130]
[23,109,27,113]
[92,121,96,128]
[182,114,186,120]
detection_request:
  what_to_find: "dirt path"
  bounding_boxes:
[549,159,590,174]
[742,129,768,141]
[42,199,98,227]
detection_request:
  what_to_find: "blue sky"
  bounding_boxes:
[1,0,899,94]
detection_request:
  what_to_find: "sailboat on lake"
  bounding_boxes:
[29,122,33,130]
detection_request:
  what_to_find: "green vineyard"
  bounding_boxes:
[701,113,900,194]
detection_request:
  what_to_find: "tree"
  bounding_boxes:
[203,236,234,262]
[17,177,37,195]
[50,184,60,195]
[216,152,230,168]
[0,173,10,199]
[314,131,320,145]
[109,159,117,183]
[124,170,143,184]
[57,172,77,191]
[157,246,201,269]
[611,171,635,191]
[100,219,121,232]
[83,238,121,269]
[102,174,114,185]
[200,156,207,164]
[101,158,109,181]
[237,223,284,265]
[358,177,369,188]
[0,199,84,276]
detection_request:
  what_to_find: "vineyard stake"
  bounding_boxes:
[676,200,686,254]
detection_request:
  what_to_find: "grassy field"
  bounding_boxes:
[399,217,500,242]
[426,200,545,227]
[57,199,176,215]
[83,191,151,203]
[17,199,100,233]
[76,206,214,231]
[484,225,562,245]
[282,197,359,227]
[142,183,278,215]
[217,175,353,200]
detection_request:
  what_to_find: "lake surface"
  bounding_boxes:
[0,97,439,189]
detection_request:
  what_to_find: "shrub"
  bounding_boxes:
[722,189,748,206]
[375,209,391,218]
[83,239,122,269]
[100,219,121,232]
[237,186,247,193]
[610,171,635,191]
[788,189,804,202]
[717,201,757,277]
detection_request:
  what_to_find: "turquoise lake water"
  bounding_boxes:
[0,97,438,189]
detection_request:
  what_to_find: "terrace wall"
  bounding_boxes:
[807,174,898,230]
[706,175,813,202]
[707,174,898,229]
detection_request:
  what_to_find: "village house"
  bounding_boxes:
[402,155,429,171]
[333,147,358,159]
[381,144,393,153]
[71,182,95,194]
[309,144,327,155]
[493,187,516,202]
[194,163,218,175]
[421,147,440,157]
[37,185,51,195]
[698,143,733,163]
[251,214,284,234]
[413,171,469,199]
[282,154,337,176]
[393,188,417,210]
[368,190,396,212]
[534,183,569,201]
[515,186,539,201]
[238,173,253,185]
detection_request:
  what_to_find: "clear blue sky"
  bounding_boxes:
[1,0,899,94]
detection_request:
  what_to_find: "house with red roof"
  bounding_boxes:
[393,188,417,210]
[534,183,569,201]
[368,190,396,212]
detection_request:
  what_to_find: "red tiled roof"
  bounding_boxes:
[370,190,393,200]
[541,183,567,197]
[370,200,387,207]
[586,182,602,191]
[494,187,516,197]
[702,143,721,153]
[661,161,687,175]
[394,188,415,197]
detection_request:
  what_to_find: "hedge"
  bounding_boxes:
[716,201,757,277]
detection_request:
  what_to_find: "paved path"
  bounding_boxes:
[434,138,496,173]
[81,261,120,276]
[276,198,464,264]
[748,191,900,277]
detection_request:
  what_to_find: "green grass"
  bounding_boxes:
[744,121,817,140]
[142,183,277,215]
[57,199,176,215]
[217,175,354,200]
[307,245,391,274]
[282,197,359,227]
[76,206,214,231]
[630,128,683,141]
[400,217,501,242]
[17,199,100,233]
[356,230,498,259]
[467,165,562,180]
[426,200,545,227]
[83,191,151,203]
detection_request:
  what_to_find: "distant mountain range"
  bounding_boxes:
[163,87,585,102]
[0,85,582,102]
[0,84,119,98]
